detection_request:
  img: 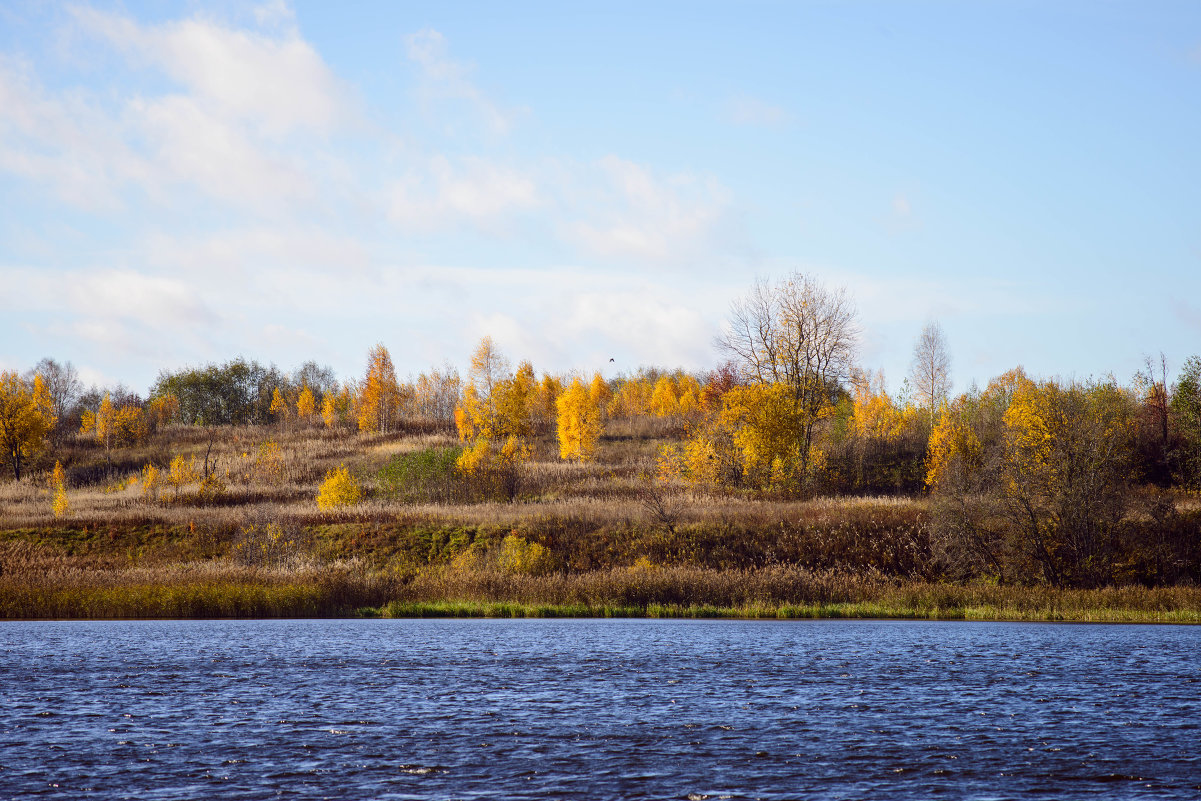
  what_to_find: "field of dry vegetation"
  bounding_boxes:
[4,415,1200,622]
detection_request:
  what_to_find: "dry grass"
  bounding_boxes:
[3,417,1199,619]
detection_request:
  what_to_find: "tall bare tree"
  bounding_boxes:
[909,321,952,417]
[26,358,81,426]
[717,271,859,485]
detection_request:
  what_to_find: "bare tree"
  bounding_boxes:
[717,271,859,484]
[909,321,951,417]
[25,358,82,424]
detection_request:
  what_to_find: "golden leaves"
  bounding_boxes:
[317,464,361,511]
[556,377,603,461]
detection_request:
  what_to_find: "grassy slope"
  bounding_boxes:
[2,419,1199,621]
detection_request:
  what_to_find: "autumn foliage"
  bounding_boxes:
[6,274,1201,595]
[556,377,603,462]
[0,371,55,480]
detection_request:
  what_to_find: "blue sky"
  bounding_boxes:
[2,1,1199,396]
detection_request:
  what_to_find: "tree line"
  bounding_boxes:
[4,271,1201,586]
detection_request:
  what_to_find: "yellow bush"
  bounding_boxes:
[317,465,361,511]
[141,463,160,501]
[496,534,552,575]
[455,439,490,475]
[450,546,485,572]
[168,454,199,497]
[52,484,69,519]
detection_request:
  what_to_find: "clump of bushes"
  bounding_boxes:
[317,465,361,511]
[376,446,463,504]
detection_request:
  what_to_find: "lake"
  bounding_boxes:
[1,619,1198,799]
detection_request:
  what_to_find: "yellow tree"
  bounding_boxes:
[677,375,703,418]
[81,393,145,458]
[144,393,180,432]
[456,336,513,439]
[998,378,1135,586]
[167,454,200,498]
[359,344,402,433]
[650,376,680,418]
[454,342,537,500]
[269,387,289,423]
[322,384,355,429]
[141,463,161,502]
[493,361,538,439]
[556,377,603,461]
[455,385,485,441]
[322,392,336,429]
[718,272,859,488]
[0,371,54,480]
[925,397,984,492]
[455,435,532,501]
[608,375,654,419]
[51,460,69,518]
[534,374,563,431]
[317,464,361,510]
[720,383,808,489]
[589,374,612,419]
[296,386,316,421]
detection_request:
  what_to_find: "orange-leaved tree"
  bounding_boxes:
[359,344,403,433]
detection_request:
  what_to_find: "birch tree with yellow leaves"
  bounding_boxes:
[717,272,859,491]
[453,338,535,499]
[296,386,316,421]
[80,393,145,459]
[358,344,403,433]
[556,376,603,461]
[0,369,55,482]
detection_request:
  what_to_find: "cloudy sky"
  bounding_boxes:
[2,1,1199,396]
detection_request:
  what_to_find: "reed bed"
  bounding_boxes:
[0,559,397,619]
[4,554,1198,622]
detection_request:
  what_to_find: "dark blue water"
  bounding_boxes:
[1,620,1198,800]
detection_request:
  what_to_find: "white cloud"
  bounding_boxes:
[66,269,217,328]
[0,12,752,386]
[404,28,517,135]
[558,290,717,369]
[0,58,153,210]
[388,155,540,231]
[253,0,297,31]
[72,4,350,137]
[0,6,354,216]
[140,226,371,277]
[131,94,315,206]
[562,156,736,264]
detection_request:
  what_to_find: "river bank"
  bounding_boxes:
[3,562,1199,623]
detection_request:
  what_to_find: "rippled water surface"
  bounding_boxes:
[1,619,1199,799]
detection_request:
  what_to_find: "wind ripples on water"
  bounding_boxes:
[1,619,1199,799]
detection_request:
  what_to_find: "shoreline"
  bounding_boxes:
[4,573,1199,624]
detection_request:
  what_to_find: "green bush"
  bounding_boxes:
[377,446,464,504]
